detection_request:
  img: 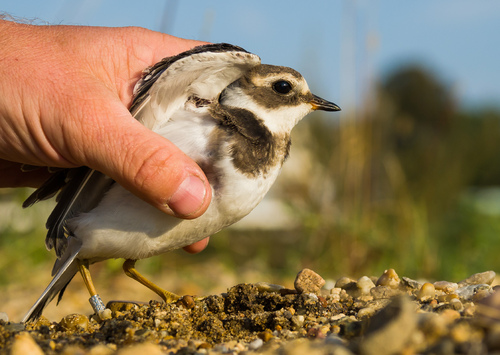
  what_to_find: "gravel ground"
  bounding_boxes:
[1,268,500,354]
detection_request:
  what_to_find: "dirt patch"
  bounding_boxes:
[2,269,500,354]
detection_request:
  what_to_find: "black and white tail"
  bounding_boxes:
[22,238,82,323]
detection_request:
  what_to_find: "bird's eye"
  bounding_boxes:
[273,80,293,94]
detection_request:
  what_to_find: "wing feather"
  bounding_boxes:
[131,43,260,130]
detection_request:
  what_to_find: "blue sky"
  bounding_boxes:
[2,0,500,112]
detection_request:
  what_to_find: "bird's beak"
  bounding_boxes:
[310,94,341,112]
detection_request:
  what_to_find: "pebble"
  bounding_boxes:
[357,276,376,295]
[417,283,435,302]
[115,343,163,355]
[0,312,8,322]
[255,282,285,293]
[357,306,377,319]
[472,288,493,302]
[370,285,401,299]
[335,276,356,289]
[359,296,417,355]
[294,268,326,294]
[449,322,473,343]
[258,329,274,342]
[179,295,196,309]
[325,333,345,346]
[433,281,458,293]
[88,344,116,355]
[60,314,89,332]
[449,298,463,312]
[437,293,458,303]
[376,268,400,288]
[418,313,449,341]
[439,309,461,323]
[456,284,489,300]
[401,276,422,290]
[485,324,500,350]
[107,301,140,314]
[98,308,112,321]
[248,338,264,350]
[10,332,44,355]
[462,302,476,317]
[475,289,500,326]
[458,270,496,287]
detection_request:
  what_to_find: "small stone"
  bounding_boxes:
[197,342,211,350]
[335,276,356,289]
[0,312,8,322]
[98,308,112,321]
[107,301,140,315]
[437,293,459,303]
[449,322,473,343]
[178,295,195,309]
[234,342,245,351]
[485,324,500,350]
[472,288,493,302]
[307,326,326,339]
[357,306,376,319]
[456,284,491,300]
[439,309,461,322]
[417,282,435,302]
[89,344,116,355]
[357,276,376,295]
[359,296,417,355]
[458,270,496,287]
[294,268,325,294]
[255,282,285,293]
[370,285,401,299]
[376,268,400,288]
[325,333,345,346]
[418,313,448,342]
[116,343,163,355]
[401,277,422,290]
[449,298,463,312]
[61,345,86,354]
[433,281,458,293]
[10,332,44,355]
[475,289,500,326]
[248,338,263,350]
[462,302,476,317]
[60,314,89,332]
[258,329,274,342]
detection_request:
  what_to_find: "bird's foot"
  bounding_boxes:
[123,259,180,303]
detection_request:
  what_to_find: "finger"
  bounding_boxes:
[183,237,210,254]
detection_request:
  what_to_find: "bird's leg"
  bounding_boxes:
[122,259,180,303]
[77,259,108,317]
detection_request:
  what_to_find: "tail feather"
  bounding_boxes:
[22,238,82,323]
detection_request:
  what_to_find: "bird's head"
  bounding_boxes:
[219,64,340,135]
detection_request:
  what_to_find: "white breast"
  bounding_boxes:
[69,111,282,261]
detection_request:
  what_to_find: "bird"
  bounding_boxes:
[21,43,340,322]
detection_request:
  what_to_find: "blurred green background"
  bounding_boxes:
[1,1,500,302]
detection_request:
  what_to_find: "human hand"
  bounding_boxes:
[0,20,211,252]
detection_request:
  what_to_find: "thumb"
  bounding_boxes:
[67,99,211,219]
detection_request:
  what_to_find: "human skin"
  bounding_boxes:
[0,19,211,253]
